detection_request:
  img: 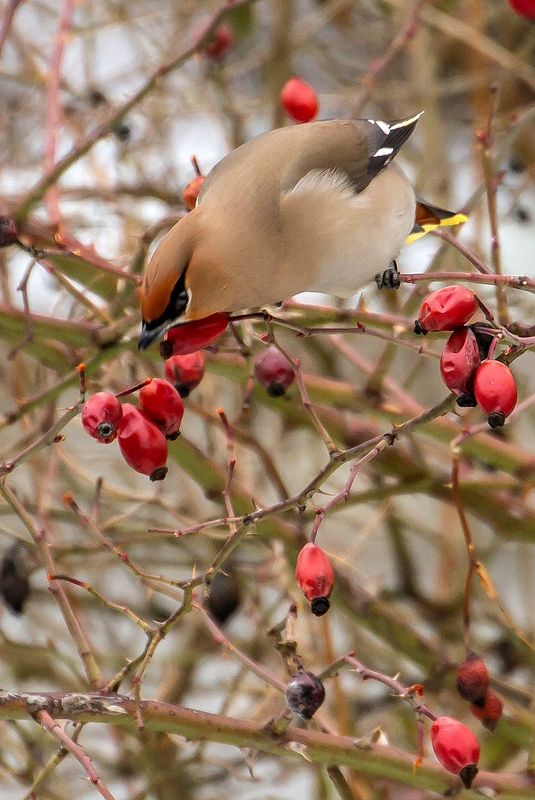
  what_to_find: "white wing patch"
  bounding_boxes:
[284,168,357,202]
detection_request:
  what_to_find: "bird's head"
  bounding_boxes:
[138,211,229,349]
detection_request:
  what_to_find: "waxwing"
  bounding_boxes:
[138,114,466,348]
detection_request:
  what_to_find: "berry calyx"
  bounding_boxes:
[470,690,503,732]
[507,0,535,17]
[164,351,206,397]
[139,378,184,439]
[440,327,480,402]
[430,716,480,788]
[280,77,319,123]
[285,668,325,719]
[254,347,295,397]
[473,360,517,428]
[456,651,489,704]
[202,23,234,59]
[414,285,478,335]
[81,392,123,444]
[117,404,168,481]
[160,313,228,357]
[295,542,334,616]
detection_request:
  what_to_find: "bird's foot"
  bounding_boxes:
[375,260,401,290]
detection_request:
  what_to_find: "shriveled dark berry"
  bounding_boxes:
[206,566,241,625]
[456,651,489,705]
[0,541,32,614]
[470,690,503,731]
[285,668,325,719]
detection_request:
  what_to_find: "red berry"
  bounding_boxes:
[280,77,319,123]
[81,392,123,444]
[456,651,489,704]
[430,716,480,788]
[160,313,228,357]
[470,690,503,732]
[254,347,295,397]
[440,328,480,405]
[285,668,325,719]
[474,360,517,428]
[139,379,184,439]
[202,23,234,58]
[164,351,206,397]
[295,542,334,616]
[183,175,205,211]
[414,285,478,335]
[507,0,535,17]
[117,404,168,481]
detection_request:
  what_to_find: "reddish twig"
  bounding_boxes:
[43,0,75,232]
[0,0,24,57]
[35,709,116,800]
[352,0,425,114]
[477,86,509,326]
[13,0,259,222]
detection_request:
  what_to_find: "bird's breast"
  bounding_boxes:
[280,164,416,297]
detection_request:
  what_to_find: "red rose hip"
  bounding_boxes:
[430,716,480,788]
[139,378,184,439]
[295,542,334,616]
[507,0,535,17]
[202,23,234,59]
[160,313,228,357]
[81,392,123,444]
[164,351,205,397]
[440,327,480,406]
[414,285,478,335]
[456,651,489,704]
[474,360,517,428]
[117,403,168,481]
[254,346,295,397]
[280,77,319,123]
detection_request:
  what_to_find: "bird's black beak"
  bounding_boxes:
[138,321,168,350]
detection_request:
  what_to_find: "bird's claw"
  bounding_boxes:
[375,261,401,290]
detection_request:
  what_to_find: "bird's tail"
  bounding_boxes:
[407,200,468,243]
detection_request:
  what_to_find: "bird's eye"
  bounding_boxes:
[143,268,190,332]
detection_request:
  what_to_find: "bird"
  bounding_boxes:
[138,114,466,349]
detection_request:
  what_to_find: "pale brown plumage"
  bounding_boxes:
[139,115,464,349]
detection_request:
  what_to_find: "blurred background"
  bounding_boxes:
[1,0,535,798]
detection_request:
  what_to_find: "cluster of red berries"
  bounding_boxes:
[415,285,517,428]
[280,77,319,123]
[81,350,206,481]
[456,650,503,732]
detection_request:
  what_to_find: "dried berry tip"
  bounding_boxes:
[150,466,168,482]
[311,596,330,616]
[488,411,505,428]
[459,764,478,789]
